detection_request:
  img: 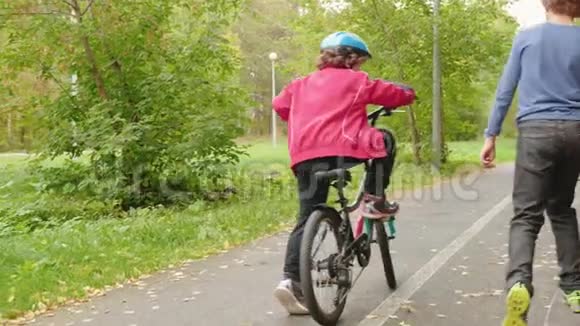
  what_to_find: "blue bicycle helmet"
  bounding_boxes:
[320,32,372,58]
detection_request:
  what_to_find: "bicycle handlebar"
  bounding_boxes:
[368,106,405,126]
[367,83,416,126]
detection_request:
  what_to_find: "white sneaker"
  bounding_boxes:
[273,279,310,315]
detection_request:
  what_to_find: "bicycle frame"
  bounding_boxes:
[331,106,401,262]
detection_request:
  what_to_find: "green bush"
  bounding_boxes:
[3,1,249,209]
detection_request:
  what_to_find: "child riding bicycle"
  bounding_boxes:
[271,31,416,315]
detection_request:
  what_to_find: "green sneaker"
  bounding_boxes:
[564,290,580,313]
[502,283,530,326]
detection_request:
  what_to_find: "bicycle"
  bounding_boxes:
[299,105,401,325]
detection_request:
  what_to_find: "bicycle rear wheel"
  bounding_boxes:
[375,220,397,289]
[300,209,347,325]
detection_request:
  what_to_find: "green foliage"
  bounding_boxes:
[1,0,250,208]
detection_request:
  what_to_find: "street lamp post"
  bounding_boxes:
[269,52,278,148]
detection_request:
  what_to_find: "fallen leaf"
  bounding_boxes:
[437,314,447,318]
[400,304,415,313]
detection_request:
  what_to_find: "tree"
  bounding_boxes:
[233,0,300,136]
[0,0,249,208]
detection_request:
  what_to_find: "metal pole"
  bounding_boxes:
[432,0,442,171]
[271,59,277,148]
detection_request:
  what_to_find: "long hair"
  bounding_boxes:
[316,47,369,70]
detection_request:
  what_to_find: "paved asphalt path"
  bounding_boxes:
[28,165,579,326]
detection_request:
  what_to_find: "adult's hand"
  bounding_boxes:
[480,137,497,168]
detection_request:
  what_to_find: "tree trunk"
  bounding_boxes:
[20,126,26,148]
[406,107,422,164]
[7,113,13,147]
[432,0,443,170]
[71,0,108,100]
[395,66,422,165]
[90,3,137,121]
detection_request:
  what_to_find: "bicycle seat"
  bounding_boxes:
[315,169,352,183]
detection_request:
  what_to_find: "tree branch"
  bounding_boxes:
[0,11,69,17]
[80,0,97,17]
[41,69,82,110]
[61,0,76,10]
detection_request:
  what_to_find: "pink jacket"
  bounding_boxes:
[273,68,416,168]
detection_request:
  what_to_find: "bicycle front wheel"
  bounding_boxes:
[299,209,346,325]
[375,220,397,289]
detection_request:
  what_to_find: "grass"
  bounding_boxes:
[0,139,516,321]
[240,137,517,176]
[449,138,516,163]
[0,196,296,320]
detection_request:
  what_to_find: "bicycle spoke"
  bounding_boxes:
[311,226,328,259]
[310,220,340,314]
[337,265,366,304]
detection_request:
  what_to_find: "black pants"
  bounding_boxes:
[507,120,580,295]
[283,129,396,281]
